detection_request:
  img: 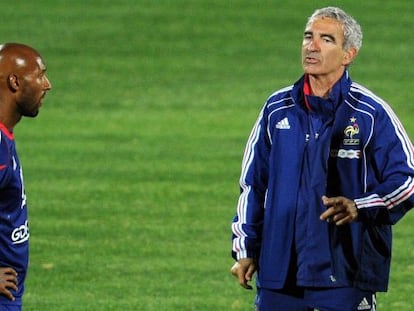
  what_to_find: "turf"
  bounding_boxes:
[0,0,413,310]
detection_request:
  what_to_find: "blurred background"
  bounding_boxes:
[1,1,413,310]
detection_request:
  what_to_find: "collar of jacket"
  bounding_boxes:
[292,70,353,113]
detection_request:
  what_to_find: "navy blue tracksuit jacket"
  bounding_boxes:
[232,71,414,292]
[0,123,29,307]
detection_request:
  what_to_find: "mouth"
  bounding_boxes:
[39,93,47,106]
[304,56,320,64]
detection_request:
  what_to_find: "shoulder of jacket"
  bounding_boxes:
[347,82,389,113]
[265,85,295,109]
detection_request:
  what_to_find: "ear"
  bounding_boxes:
[7,74,19,92]
[343,47,358,66]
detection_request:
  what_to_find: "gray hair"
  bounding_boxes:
[306,7,363,51]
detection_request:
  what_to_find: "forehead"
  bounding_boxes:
[35,56,46,70]
[15,55,46,72]
[305,17,344,38]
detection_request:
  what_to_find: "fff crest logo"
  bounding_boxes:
[343,116,360,145]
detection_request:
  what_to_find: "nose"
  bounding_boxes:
[306,38,320,52]
[44,75,52,91]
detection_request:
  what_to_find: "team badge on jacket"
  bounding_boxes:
[343,117,360,146]
[330,116,361,160]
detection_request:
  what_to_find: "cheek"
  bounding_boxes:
[325,51,344,66]
[35,77,43,87]
[21,84,40,101]
[301,46,308,60]
[31,80,44,95]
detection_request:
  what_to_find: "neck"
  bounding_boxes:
[307,70,345,98]
[0,102,20,132]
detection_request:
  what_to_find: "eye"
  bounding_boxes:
[303,33,312,40]
[322,35,335,44]
[38,71,46,79]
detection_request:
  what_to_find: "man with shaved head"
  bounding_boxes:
[0,43,51,310]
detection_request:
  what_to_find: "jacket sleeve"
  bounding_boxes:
[0,134,12,189]
[355,105,414,225]
[231,106,270,260]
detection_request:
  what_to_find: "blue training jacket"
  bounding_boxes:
[0,123,29,306]
[231,71,414,292]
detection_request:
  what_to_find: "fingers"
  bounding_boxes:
[238,264,256,290]
[0,287,16,301]
[334,214,354,226]
[320,196,358,225]
[0,267,18,301]
[0,267,17,277]
[245,264,255,282]
[230,262,251,289]
[230,259,255,290]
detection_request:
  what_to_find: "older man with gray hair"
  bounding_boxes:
[231,7,414,310]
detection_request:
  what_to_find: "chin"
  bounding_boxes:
[23,110,40,118]
[304,70,323,76]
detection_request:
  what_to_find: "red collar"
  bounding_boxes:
[303,74,312,111]
[0,123,14,140]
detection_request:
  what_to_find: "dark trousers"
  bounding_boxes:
[255,286,376,311]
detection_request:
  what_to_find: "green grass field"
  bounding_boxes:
[1,0,413,310]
